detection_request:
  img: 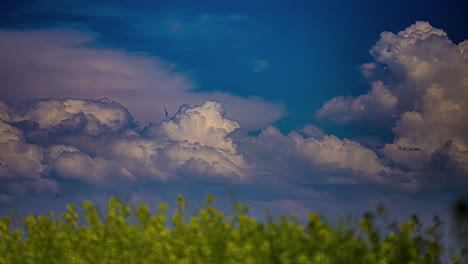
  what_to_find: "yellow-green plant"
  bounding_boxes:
[0,194,458,264]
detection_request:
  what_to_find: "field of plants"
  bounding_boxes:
[0,194,467,264]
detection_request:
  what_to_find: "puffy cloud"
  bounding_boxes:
[0,101,11,121]
[317,21,468,186]
[315,81,398,124]
[382,85,468,183]
[291,132,390,182]
[319,21,467,123]
[364,21,468,109]
[53,151,135,184]
[98,134,248,182]
[0,29,284,129]
[0,120,44,180]
[145,101,240,152]
[109,101,249,181]
[1,99,254,202]
[238,125,410,187]
[11,98,135,136]
[0,119,59,202]
[4,96,405,204]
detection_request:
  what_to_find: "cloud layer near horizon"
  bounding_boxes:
[0,97,409,203]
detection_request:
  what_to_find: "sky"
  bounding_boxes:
[0,0,467,232]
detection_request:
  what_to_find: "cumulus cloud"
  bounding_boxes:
[1,100,250,199]
[53,151,135,184]
[241,125,409,186]
[2,96,413,204]
[0,29,284,129]
[315,81,398,124]
[317,21,468,186]
[107,101,250,181]
[0,120,44,180]
[0,119,59,202]
[10,98,135,137]
[145,101,239,151]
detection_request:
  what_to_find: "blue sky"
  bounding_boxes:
[0,0,467,231]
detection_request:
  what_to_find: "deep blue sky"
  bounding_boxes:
[0,0,467,234]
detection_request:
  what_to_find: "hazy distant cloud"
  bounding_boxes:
[0,29,284,129]
[317,21,468,186]
[252,59,269,73]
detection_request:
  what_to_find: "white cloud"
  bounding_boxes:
[233,124,413,188]
[291,132,390,182]
[317,21,468,186]
[0,119,59,201]
[53,151,135,184]
[148,101,240,152]
[0,120,45,180]
[382,85,468,182]
[11,98,134,136]
[111,101,250,181]
[44,101,250,183]
[1,99,251,189]
[315,81,398,124]
[251,125,400,185]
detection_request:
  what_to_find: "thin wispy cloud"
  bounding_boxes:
[252,59,269,72]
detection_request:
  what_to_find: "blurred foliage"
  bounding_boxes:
[0,194,466,264]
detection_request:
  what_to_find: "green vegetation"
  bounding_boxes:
[0,194,466,264]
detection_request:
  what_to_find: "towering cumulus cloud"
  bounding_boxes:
[102,100,249,182]
[317,21,468,186]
